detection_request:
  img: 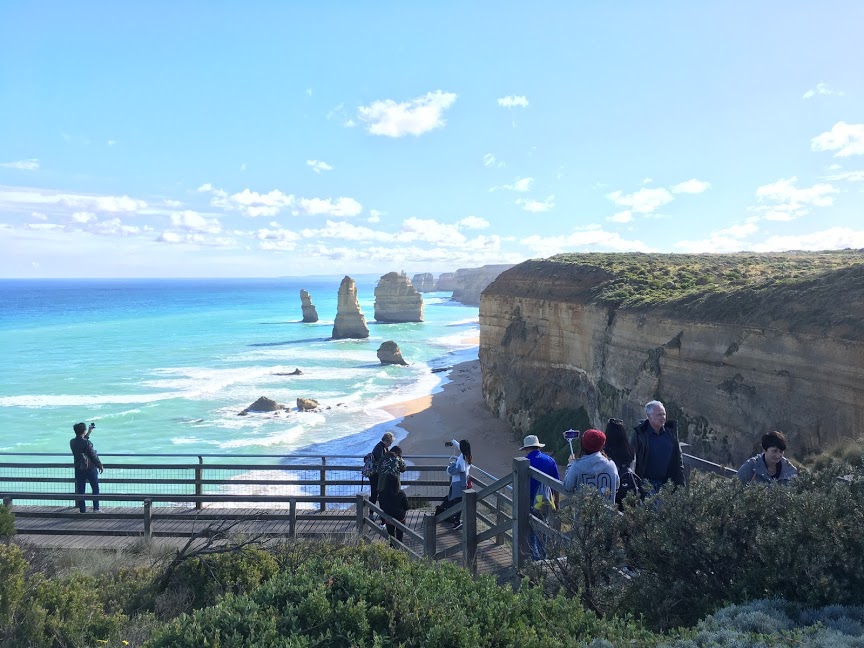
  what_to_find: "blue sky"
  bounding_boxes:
[1,1,862,278]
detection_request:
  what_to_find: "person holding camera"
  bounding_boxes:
[70,422,103,513]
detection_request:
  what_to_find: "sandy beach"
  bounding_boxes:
[383,359,524,479]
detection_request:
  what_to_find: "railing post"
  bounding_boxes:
[289,499,297,538]
[195,456,203,510]
[680,442,691,485]
[512,457,530,570]
[320,456,327,512]
[143,499,152,540]
[423,513,437,559]
[463,489,477,576]
[355,493,366,534]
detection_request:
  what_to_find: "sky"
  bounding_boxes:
[1,1,862,278]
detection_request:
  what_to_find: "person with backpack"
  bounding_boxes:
[377,444,407,492]
[69,422,103,513]
[603,418,644,505]
[366,431,394,515]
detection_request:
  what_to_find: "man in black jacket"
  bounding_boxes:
[70,422,104,513]
[631,400,685,493]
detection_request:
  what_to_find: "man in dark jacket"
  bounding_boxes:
[631,400,685,493]
[368,431,394,511]
[70,422,104,513]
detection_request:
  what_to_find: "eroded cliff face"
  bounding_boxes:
[374,272,424,322]
[451,264,513,305]
[480,259,864,464]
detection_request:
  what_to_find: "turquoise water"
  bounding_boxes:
[0,278,479,461]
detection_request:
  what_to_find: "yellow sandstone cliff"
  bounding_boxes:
[479,253,864,464]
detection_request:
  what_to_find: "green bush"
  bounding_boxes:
[0,504,15,543]
[148,541,657,648]
[0,544,27,626]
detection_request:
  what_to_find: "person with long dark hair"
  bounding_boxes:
[603,418,642,504]
[378,473,410,548]
[446,439,472,530]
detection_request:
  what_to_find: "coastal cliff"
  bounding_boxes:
[479,252,864,464]
[451,264,513,305]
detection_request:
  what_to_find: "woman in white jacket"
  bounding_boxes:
[446,439,472,530]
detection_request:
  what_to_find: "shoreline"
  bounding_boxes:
[383,359,523,479]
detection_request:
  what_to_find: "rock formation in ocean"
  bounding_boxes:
[479,253,864,465]
[436,272,457,291]
[300,289,319,323]
[332,276,370,339]
[374,272,424,322]
[273,368,303,376]
[377,341,408,365]
[239,396,285,415]
[411,273,436,292]
[297,397,320,411]
[451,264,514,305]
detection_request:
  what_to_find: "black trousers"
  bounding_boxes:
[369,473,380,505]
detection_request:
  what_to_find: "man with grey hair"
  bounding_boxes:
[631,400,685,493]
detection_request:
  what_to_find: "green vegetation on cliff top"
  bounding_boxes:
[519,250,864,338]
[546,250,864,306]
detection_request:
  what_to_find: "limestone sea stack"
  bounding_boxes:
[374,271,424,322]
[300,289,319,323]
[411,273,435,292]
[377,341,408,365]
[239,396,285,415]
[436,272,457,291]
[332,276,369,339]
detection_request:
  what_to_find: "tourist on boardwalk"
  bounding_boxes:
[521,434,560,561]
[378,473,410,548]
[563,429,619,504]
[737,431,798,484]
[69,422,103,513]
[368,431,394,511]
[446,439,472,531]
[632,400,686,494]
[377,444,407,492]
[603,418,643,505]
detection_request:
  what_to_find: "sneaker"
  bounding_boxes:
[93,509,103,513]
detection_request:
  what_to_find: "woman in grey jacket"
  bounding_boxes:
[738,431,798,484]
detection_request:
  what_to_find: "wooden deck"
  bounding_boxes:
[12,505,515,581]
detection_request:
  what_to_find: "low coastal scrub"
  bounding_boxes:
[541,466,864,630]
[2,466,863,646]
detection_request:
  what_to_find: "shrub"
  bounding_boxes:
[0,544,27,626]
[0,504,15,543]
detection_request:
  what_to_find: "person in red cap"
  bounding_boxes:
[563,428,619,504]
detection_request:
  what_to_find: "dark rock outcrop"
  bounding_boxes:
[273,368,303,376]
[332,276,370,339]
[239,396,285,415]
[377,341,408,365]
[411,273,435,292]
[297,398,320,411]
[451,264,513,305]
[300,289,319,323]
[374,272,424,322]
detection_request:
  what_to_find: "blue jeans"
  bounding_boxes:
[75,468,100,512]
[529,528,546,561]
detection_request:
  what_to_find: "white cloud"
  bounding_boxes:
[307,160,334,173]
[0,159,39,171]
[302,220,390,243]
[607,210,633,224]
[754,176,837,221]
[396,217,466,245]
[516,195,555,213]
[197,183,213,192]
[483,153,496,167]
[497,95,529,108]
[30,211,47,221]
[227,188,295,217]
[169,210,221,234]
[827,170,864,182]
[750,227,864,252]
[671,178,711,194]
[256,227,300,250]
[673,222,758,253]
[368,209,383,224]
[494,177,534,192]
[71,211,96,223]
[606,187,674,213]
[298,196,362,217]
[357,90,457,137]
[0,186,146,213]
[107,139,117,147]
[802,82,845,100]
[811,122,864,157]
[458,215,490,230]
[521,228,652,256]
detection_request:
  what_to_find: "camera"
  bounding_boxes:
[89,422,96,429]
[444,441,454,447]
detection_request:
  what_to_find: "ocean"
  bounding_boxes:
[0,277,480,463]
